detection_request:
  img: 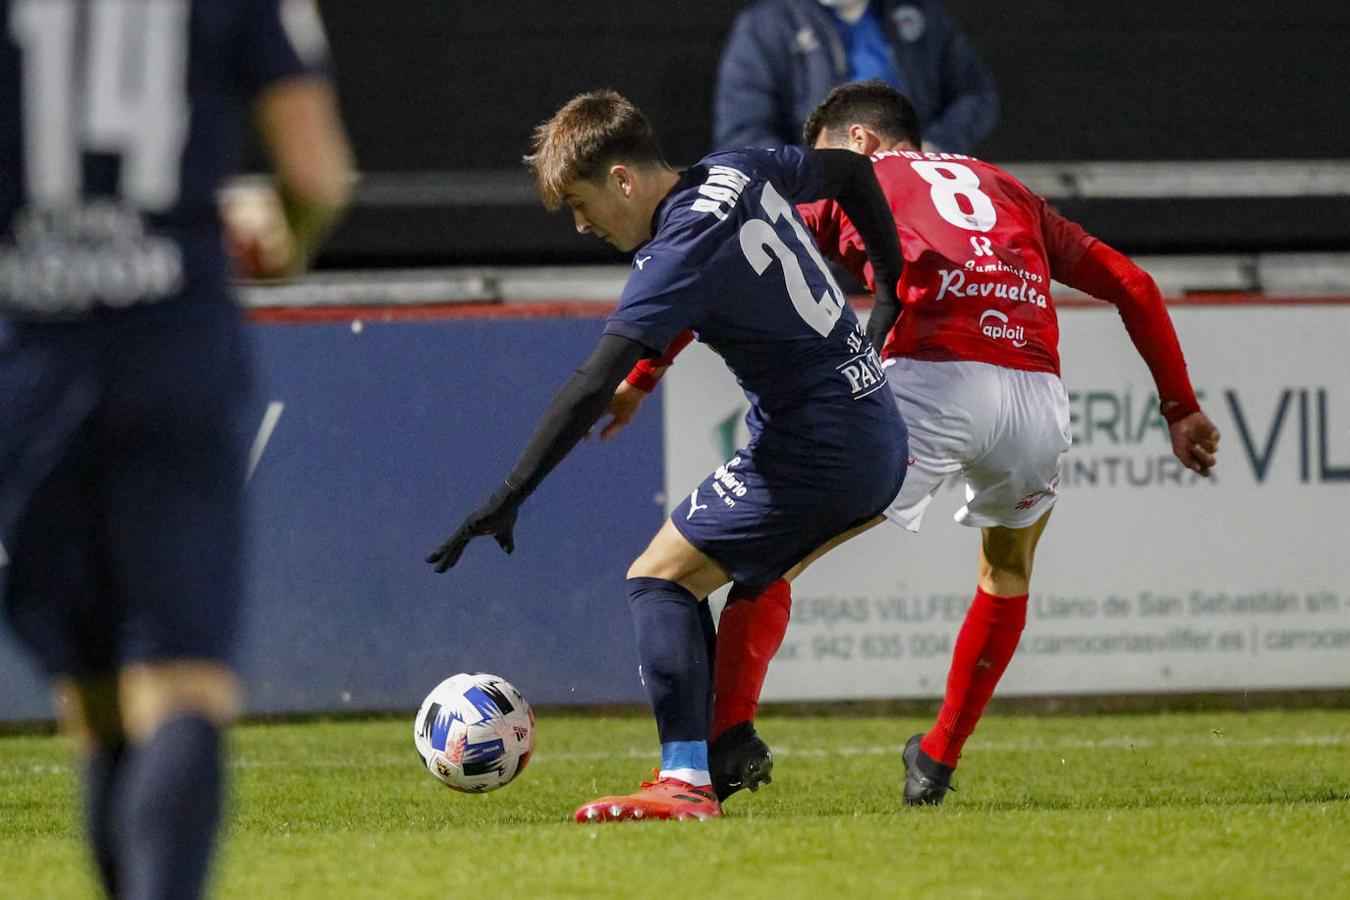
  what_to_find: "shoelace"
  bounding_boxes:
[638,770,715,801]
[917,772,958,793]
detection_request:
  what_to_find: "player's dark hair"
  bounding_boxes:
[524,90,669,210]
[802,80,923,149]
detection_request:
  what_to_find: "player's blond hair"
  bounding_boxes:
[523,90,668,211]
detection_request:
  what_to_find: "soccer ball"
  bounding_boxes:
[413,673,535,793]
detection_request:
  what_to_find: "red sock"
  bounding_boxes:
[920,587,1028,768]
[711,580,792,740]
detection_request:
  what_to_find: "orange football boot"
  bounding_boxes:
[574,772,723,822]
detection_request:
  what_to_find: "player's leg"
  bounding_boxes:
[907,365,1070,804]
[709,359,964,797]
[627,519,732,786]
[112,662,241,898]
[575,520,730,822]
[54,676,126,896]
[908,513,1051,802]
[54,668,241,898]
[627,516,736,599]
[707,516,884,799]
[1,341,129,895]
[96,302,251,894]
[579,444,904,821]
[711,515,885,739]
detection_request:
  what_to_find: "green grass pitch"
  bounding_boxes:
[2,708,1347,898]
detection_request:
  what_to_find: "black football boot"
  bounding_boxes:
[709,722,774,802]
[903,732,955,806]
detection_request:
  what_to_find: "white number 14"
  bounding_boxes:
[10,0,190,211]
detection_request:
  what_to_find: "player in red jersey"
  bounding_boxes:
[603,81,1220,805]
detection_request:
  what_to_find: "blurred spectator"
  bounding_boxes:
[714,0,999,154]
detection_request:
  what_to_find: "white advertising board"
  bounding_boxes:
[662,304,1350,698]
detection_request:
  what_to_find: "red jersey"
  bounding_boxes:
[800,150,1082,373]
[799,149,1198,421]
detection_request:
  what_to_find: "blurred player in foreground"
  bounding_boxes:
[428,89,908,822]
[0,1,351,896]
[608,81,1220,805]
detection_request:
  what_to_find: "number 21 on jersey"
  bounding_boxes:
[738,182,847,337]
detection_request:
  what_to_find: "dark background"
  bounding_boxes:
[309,1,1350,267]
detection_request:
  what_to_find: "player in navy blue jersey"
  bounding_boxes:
[427,89,908,822]
[0,1,352,895]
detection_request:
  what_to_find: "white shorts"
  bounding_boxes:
[883,358,1071,532]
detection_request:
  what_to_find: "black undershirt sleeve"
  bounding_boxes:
[494,332,649,507]
[811,149,904,352]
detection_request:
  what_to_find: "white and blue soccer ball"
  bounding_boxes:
[413,673,535,793]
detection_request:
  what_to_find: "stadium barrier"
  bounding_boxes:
[2,293,1347,721]
[0,309,661,722]
[666,300,1350,701]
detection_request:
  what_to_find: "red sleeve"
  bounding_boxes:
[624,329,695,393]
[797,198,838,252]
[798,197,873,289]
[1042,201,1200,424]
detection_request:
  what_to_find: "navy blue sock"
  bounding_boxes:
[628,577,712,745]
[697,600,717,731]
[84,740,127,897]
[115,716,224,900]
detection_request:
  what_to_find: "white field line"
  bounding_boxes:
[240,732,1346,770]
[8,733,1345,776]
[518,733,1350,765]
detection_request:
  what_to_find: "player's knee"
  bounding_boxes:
[626,549,662,581]
[980,568,1031,599]
[119,661,242,742]
[628,521,714,585]
[979,544,1035,596]
[54,676,124,753]
[987,554,1034,582]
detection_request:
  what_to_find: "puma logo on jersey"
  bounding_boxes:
[634,255,652,270]
[687,489,709,519]
[691,165,751,221]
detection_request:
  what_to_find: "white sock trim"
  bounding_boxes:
[659,767,711,787]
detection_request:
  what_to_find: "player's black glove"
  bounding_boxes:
[425,481,523,573]
[866,268,902,354]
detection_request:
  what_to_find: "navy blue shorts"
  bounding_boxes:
[0,299,251,677]
[671,443,907,591]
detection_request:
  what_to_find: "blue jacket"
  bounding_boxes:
[713,0,1000,153]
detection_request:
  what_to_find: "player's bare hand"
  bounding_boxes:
[220,181,297,280]
[426,490,520,572]
[1169,411,1220,477]
[597,381,648,441]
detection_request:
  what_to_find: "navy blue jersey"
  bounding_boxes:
[0,0,326,318]
[605,146,899,468]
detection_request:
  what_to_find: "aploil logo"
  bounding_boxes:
[980,309,1026,347]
